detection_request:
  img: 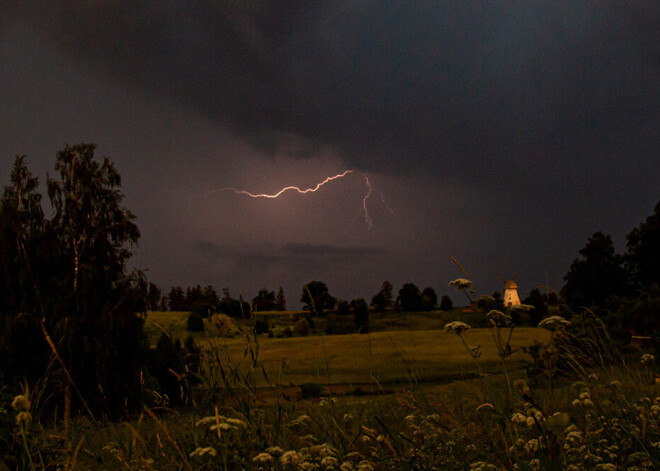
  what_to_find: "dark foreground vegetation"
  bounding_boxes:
[0,145,658,469]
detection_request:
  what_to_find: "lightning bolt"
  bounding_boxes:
[360,176,394,228]
[221,170,354,198]
[200,169,392,227]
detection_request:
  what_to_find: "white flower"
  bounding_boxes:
[538,315,571,331]
[486,310,512,327]
[340,462,354,471]
[321,456,339,469]
[524,439,539,453]
[11,395,29,411]
[266,446,284,456]
[253,452,274,463]
[511,412,527,425]
[15,411,31,428]
[281,450,302,466]
[526,417,536,428]
[641,353,655,364]
[449,278,472,289]
[356,461,375,471]
[444,321,471,334]
[190,447,217,457]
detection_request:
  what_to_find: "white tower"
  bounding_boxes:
[503,279,521,307]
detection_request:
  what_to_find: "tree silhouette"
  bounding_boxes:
[561,232,629,308]
[626,200,660,290]
[275,286,286,311]
[1,145,149,418]
[397,283,422,311]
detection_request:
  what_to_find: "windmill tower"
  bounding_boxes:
[499,274,521,307]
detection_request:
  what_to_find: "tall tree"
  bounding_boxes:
[561,232,629,308]
[0,145,149,418]
[146,282,161,311]
[625,200,660,290]
[380,281,393,308]
[47,143,147,418]
[301,281,335,315]
[397,283,422,311]
[253,288,276,311]
[275,286,286,311]
[168,286,187,311]
[421,286,438,311]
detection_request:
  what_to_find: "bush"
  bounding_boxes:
[440,294,453,311]
[186,313,205,332]
[293,318,311,337]
[210,313,235,337]
[352,298,369,333]
[336,300,350,315]
[255,319,270,335]
[300,382,324,399]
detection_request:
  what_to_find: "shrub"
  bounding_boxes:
[293,318,311,337]
[299,382,324,399]
[336,300,350,315]
[352,298,369,333]
[210,313,235,337]
[254,319,270,335]
[440,294,453,311]
[186,313,205,332]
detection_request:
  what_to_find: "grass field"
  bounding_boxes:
[6,310,658,469]
[213,327,549,386]
[145,310,549,387]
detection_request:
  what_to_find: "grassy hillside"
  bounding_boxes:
[201,327,549,387]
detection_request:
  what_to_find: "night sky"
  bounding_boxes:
[1,2,659,307]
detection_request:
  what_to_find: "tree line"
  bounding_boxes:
[151,279,455,317]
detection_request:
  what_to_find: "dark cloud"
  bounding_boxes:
[6,2,660,180]
[194,240,386,269]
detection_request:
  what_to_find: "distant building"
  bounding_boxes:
[503,280,521,306]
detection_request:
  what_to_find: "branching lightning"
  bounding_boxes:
[360,176,394,228]
[222,170,354,198]
[203,169,392,227]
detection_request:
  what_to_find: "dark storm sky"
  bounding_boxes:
[1,2,659,306]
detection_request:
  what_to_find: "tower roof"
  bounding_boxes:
[504,280,518,289]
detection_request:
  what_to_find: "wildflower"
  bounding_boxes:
[15,411,31,428]
[196,416,218,427]
[608,380,622,389]
[641,353,655,365]
[340,462,354,471]
[321,456,339,468]
[486,310,512,327]
[538,315,571,331]
[449,278,472,290]
[11,395,29,411]
[253,452,274,464]
[281,450,302,466]
[225,417,247,427]
[444,321,471,334]
[596,464,616,471]
[526,417,536,428]
[511,412,527,425]
[190,447,217,457]
[266,446,285,456]
[356,460,375,471]
[524,439,539,453]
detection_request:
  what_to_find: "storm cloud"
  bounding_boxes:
[6,2,660,178]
